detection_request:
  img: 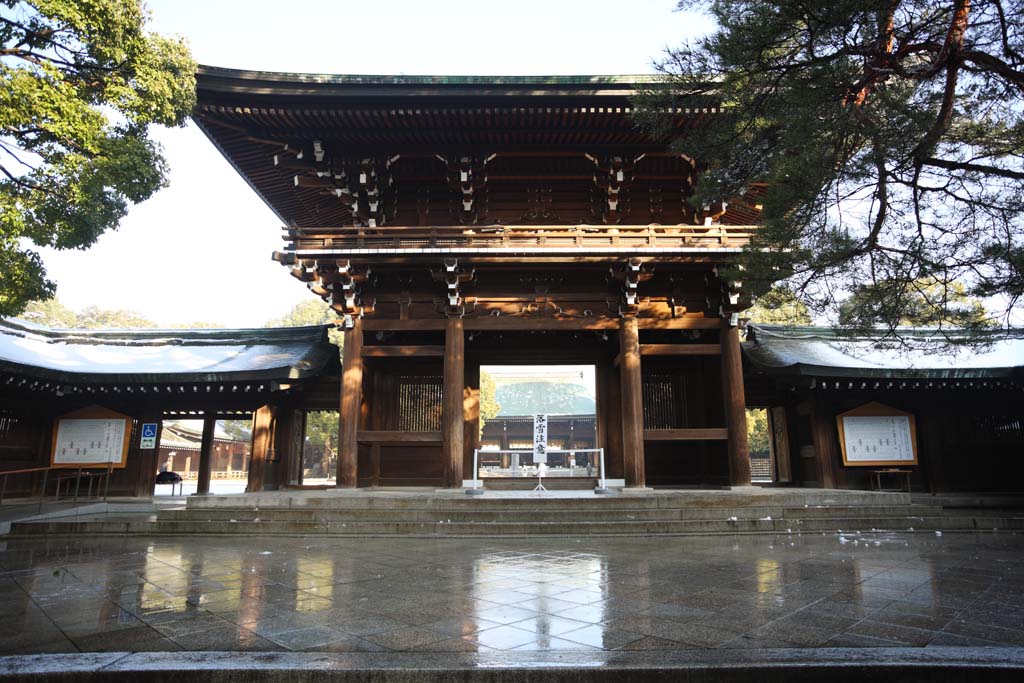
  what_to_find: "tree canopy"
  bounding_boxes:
[1,0,195,317]
[495,382,596,416]
[19,297,222,328]
[639,0,1022,338]
[745,286,813,325]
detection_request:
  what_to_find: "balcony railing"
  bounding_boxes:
[283,224,756,253]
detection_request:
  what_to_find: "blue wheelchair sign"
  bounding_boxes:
[142,423,158,438]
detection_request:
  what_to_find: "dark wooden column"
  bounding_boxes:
[338,317,363,488]
[133,415,162,497]
[443,316,465,488]
[619,317,646,487]
[274,409,304,488]
[721,319,752,486]
[195,415,216,495]
[810,399,840,489]
[247,405,274,493]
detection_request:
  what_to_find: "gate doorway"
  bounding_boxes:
[153,419,251,496]
[476,365,598,481]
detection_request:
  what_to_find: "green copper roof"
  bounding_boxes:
[196,65,663,86]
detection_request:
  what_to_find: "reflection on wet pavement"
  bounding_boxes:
[1,532,1023,654]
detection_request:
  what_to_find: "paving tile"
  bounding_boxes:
[303,635,389,652]
[512,636,601,651]
[845,620,937,646]
[558,624,645,650]
[471,624,543,650]
[363,626,450,651]
[412,637,495,652]
[321,614,407,637]
[720,634,794,649]
[473,605,540,625]
[747,621,838,647]
[423,616,503,638]
[616,636,701,650]
[267,625,350,650]
[3,531,1024,656]
[72,625,181,652]
[171,625,280,651]
[943,618,1024,646]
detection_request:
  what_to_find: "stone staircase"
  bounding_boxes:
[8,489,1024,537]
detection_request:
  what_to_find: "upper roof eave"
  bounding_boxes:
[0,318,339,385]
[194,65,709,103]
[742,323,1024,380]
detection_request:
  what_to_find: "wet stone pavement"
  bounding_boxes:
[1,532,1023,656]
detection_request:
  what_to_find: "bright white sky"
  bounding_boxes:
[33,0,713,328]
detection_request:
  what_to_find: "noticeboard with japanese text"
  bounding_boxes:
[533,414,549,465]
[50,406,132,469]
[836,402,918,467]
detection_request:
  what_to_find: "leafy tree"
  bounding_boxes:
[639,1,1023,338]
[302,410,337,479]
[20,298,225,329]
[479,369,501,436]
[218,419,251,442]
[21,297,157,328]
[265,299,343,348]
[19,297,77,327]
[266,299,334,327]
[745,408,770,456]
[745,286,813,325]
[839,276,995,328]
[495,382,596,416]
[0,0,195,317]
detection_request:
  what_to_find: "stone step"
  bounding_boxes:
[10,514,1024,537]
[160,504,945,524]
[183,490,913,511]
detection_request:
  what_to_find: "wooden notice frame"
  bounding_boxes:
[51,405,132,469]
[836,402,918,467]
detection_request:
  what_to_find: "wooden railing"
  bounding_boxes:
[284,224,757,252]
[0,464,114,511]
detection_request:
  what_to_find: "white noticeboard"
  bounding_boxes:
[533,414,549,465]
[53,418,128,466]
[840,415,916,464]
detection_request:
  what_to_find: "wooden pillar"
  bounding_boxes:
[619,317,646,487]
[273,409,304,488]
[338,317,363,488]
[133,415,162,497]
[810,399,839,488]
[195,415,216,495]
[721,319,751,486]
[922,414,948,494]
[247,405,275,493]
[443,316,465,488]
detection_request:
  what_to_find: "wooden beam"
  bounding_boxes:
[641,344,721,356]
[442,316,465,488]
[362,319,447,332]
[357,431,442,444]
[361,345,445,357]
[338,318,363,488]
[619,317,646,488]
[463,316,719,331]
[721,319,751,486]
[643,428,728,441]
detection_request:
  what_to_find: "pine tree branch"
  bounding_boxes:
[920,156,1024,180]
